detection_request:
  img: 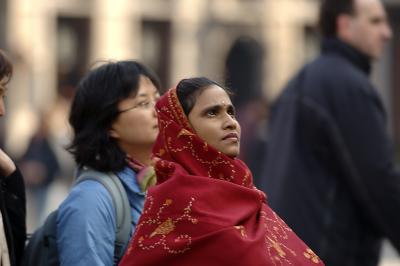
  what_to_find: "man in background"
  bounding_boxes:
[262,0,399,265]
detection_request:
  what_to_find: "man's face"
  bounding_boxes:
[347,0,392,60]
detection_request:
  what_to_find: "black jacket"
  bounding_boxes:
[262,38,400,266]
[0,168,26,266]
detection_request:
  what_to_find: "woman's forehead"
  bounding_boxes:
[128,79,158,99]
[196,85,232,106]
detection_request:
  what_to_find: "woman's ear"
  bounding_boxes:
[109,128,119,139]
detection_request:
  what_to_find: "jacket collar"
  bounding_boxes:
[322,38,371,75]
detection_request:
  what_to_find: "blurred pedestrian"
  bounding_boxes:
[262,0,399,265]
[56,60,161,265]
[225,36,269,187]
[0,49,26,266]
[19,112,60,228]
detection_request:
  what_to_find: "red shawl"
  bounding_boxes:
[119,88,324,266]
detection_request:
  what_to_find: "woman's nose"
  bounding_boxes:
[152,102,158,117]
[223,114,237,130]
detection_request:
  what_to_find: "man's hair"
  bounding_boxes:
[0,50,12,83]
[319,0,355,38]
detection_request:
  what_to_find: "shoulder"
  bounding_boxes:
[311,54,370,88]
[298,54,375,102]
[58,180,114,223]
[56,180,116,265]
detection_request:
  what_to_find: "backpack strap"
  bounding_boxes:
[74,168,131,265]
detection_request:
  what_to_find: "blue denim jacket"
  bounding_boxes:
[56,167,145,266]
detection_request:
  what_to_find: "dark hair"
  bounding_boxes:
[0,50,12,84]
[176,77,231,116]
[319,0,355,38]
[67,60,161,172]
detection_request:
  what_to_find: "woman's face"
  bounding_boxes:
[188,85,241,158]
[110,75,160,155]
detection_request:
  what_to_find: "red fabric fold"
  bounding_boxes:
[120,87,324,266]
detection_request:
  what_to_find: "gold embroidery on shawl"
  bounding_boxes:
[267,236,286,258]
[303,249,321,264]
[135,197,197,254]
[234,225,247,238]
[242,169,251,186]
[261,211,297,265]
[177,129,194,138]
[168,88,192,130]
[150,218,175,238]
[164,124,240,183]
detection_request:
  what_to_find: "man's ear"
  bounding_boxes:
[337,14,353,41]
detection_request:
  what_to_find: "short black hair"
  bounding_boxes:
[0,50,12,84]
[319,0,355,38]
[67,60,161,172]
[176,77,231,116]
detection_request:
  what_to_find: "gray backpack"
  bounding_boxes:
[21,169,132,266]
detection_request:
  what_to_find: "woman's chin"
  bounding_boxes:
[221,148,240,158]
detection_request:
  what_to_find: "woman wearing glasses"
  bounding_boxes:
[56,61,161,266]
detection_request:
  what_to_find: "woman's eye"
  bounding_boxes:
[139,101,150,108]
[228,109,236,117]
[206,109,217,117]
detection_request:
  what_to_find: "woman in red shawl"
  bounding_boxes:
[120,77,324,266]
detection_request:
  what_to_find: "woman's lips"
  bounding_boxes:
[222,132,239,141]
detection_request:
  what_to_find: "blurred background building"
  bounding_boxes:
[0,0,399,264]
